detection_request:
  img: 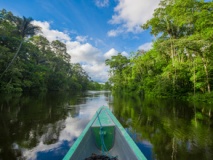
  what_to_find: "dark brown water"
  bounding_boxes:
[0,91,212,160]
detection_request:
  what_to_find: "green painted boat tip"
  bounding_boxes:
[63,106,147,160]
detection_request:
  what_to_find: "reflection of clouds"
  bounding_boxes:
[59,116,87,142]
[23,115,88,159]
[141,140,152,148]
[23,141,60,160]
[23,91,111,160]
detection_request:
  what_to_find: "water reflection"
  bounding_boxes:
[0,91,212,160]
[111,93,213,160]
[0,91,111,160]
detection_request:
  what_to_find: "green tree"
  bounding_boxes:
[51,40,71,63]
[105,53,130,91]
[141,0,213,96]
[0,14,40,79]
[0,9,93,93]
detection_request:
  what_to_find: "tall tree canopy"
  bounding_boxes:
[0,12,41,79]
[106,0,213,98]
[0,9,94,93]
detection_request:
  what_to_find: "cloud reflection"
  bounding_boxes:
[23,91,111,160]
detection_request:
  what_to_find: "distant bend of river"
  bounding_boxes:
[0,91,212,160]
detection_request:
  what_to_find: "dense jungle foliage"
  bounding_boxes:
[106,0,213,100]
[0,9,106,92]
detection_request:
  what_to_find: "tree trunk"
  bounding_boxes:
[0,40,23,79]
[202,57,211,93]
[194,60,196,95]
[170,37,176,94]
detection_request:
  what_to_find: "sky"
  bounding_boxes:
[0,0,161,83]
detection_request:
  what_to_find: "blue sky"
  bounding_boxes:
[0,0,160,82]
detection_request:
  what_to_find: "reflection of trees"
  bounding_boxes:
[0,92,81,159]
[112,93,213,160]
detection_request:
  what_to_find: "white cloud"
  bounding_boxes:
[107,28,125,37]
[82,63,109,82]
[104,48,129,60]
[138,42,152,51]
[32,20,118,82]
[94,0,109,7]
[107,30,118,37]
[104,48,118,59]
[76,36,88,43]
[104,48,129,58]
[32,21,71,42]
[66,40,110,82]
[66,42,104,64]
[121,51,129,57]
[108,0,160,36]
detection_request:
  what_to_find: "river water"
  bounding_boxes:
[0,91,212,160]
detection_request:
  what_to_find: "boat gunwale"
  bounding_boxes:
[63,106,147,160]
[105,107,147,160]
[63,107,100,160]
